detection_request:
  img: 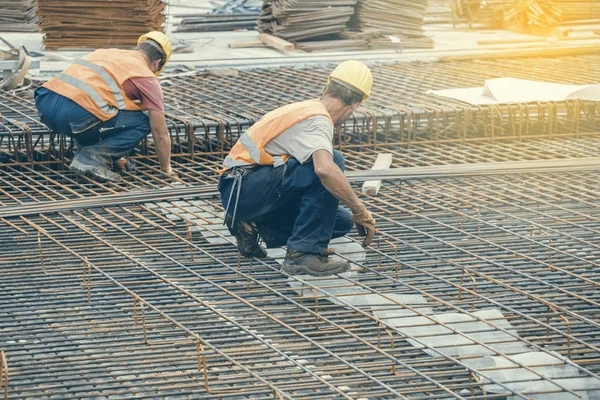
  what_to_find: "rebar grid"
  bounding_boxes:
[161,55,600,149]
[2,54,600,167]
[2,136,600,208]
[2,202,598,399]
[2,136,600,399]
[2,54,600,398]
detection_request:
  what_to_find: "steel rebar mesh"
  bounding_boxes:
[1,136,600,398]
[1,54,600,398]
[2,54,600,167]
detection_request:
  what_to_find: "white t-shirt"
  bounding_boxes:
[263,115,334,164]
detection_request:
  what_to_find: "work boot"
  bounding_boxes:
[282,249,351,277]
[225,216,268,258]
[70,158,122,183]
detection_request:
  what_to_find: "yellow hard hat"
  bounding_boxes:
[137,31,172,76]
[328,60,373,101]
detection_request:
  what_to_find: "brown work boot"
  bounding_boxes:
[282,249,350,277]
[225,215,267,258]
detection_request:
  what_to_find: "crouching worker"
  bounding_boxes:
[219,60,376,277]
[34,32,175,183]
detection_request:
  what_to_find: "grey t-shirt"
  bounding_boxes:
[263,115,334,164]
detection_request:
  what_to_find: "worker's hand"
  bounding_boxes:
[352,206,376,247]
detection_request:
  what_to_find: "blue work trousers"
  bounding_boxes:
[34,87,151,167]
[218,150,354,254]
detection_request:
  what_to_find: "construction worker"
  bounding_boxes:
[219,60,376,277]
[34,32,174,182]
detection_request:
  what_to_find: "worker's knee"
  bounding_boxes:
[332,149,345,171]
[333,207,354,238]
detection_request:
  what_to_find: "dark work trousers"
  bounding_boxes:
[218,149,354,254]
[34,87,151,168]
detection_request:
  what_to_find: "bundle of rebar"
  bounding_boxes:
[470,0,512,26]
[425,0,453,23]
[258,0,358,41]
[36,0,167,50]
[557,1,600,22]
[504,0,563,28]
[175,13,258,32]
[0,0,38,32]
[350,0,433,48]
[212,0,262,14]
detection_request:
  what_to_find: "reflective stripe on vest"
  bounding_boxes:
[223,154,286,169]
[56,73,117,116]
[239,132,261,163]
[273,156,286,167]
[74,59,126,109]
[223,155,252,168]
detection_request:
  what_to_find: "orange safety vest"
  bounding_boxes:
[223,98,333,173]
[43,49,157,122]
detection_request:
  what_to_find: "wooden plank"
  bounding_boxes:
[362,153,393,196]
[477,36,600,45]
[259,33,294,52]
[441,44,600,61]
[348,157,600,182]
[564,23,600,32]
[228,40,266,49]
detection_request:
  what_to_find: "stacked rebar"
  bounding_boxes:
[351,0,433,48]
[0,0,38,32]
[499,0,599,30]
[36,0,167,50]
[474,0,512,26]
[504,0,563,29]
[425,0,453,23]
[175,13,258,32]
[258,0,358,41]
[557,1,600,22]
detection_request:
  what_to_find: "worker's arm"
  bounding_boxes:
[148,109,173,174]
[313,149,362,213]
[312,149,376,246]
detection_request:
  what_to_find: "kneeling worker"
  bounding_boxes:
[35,32,175,182]
[219,60,376,277]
